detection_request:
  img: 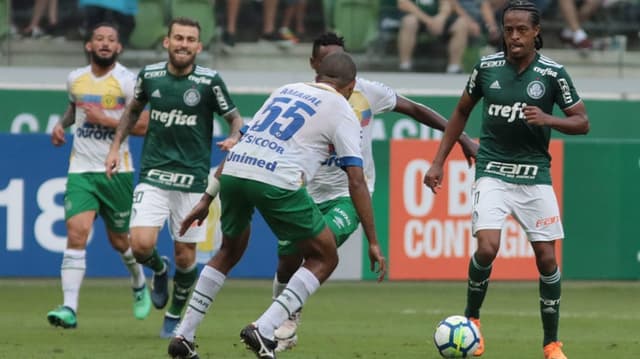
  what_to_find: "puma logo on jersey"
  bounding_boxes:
[490,80,501,89]
[487,102,527,123]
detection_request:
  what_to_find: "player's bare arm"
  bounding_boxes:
[395,95,478,165]
[52,103,76,146]
[179,193,214,236]
[216,109,243,151]
[105,98,146,178]
[424,92,478,193]
[344,165,386,282]
[524,102,590,135]
[179,159,226,236]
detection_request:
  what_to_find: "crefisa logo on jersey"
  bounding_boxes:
[183,88,201,106]
[526,81,545,99]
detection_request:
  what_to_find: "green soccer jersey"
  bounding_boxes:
[134,62,236,192]
[466,52,581,185]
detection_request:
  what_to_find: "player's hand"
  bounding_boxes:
[216,136,238,151]
[51,123,66,146]
[367,243,386,282]
[105,150,120,179]
[524,105,549,126]
[81,104,106,126]
[179,196,212,236]
[424,163,444,194]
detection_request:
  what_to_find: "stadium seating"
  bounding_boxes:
[170,0,216,49]
[129,0,168,49]
[333,0,380,52]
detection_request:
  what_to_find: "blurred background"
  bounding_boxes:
[0,0,639,74]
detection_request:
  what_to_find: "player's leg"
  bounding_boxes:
[97,172,151,320]
[47,173,99,329]
[129,183,170,310]
[162,190,213,338]
[169,175,254,358]
[513,184,566,359]
[467,177,509,356]
[274,196,359,351]
[243,184,335,357]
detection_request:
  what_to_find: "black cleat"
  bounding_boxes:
[240,324,277,358]
[167,336,199,359]
[151,256,170,309]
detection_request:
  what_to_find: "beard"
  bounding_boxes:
[168,51,196,70]
[90,50,118,68]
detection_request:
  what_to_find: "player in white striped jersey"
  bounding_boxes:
[47,23,151,330]
[271,32,480,351]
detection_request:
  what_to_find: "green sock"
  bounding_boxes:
[140,248,166,273]
[167,264,198,317]
[539,267,561,346]
[464,253,492,319]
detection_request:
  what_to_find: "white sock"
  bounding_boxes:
[120,247,146,289]
[574,29,587,43]
[61,248,86,312]
[255,267,320,339]
[272,273,288,300]
[174,265,226,341]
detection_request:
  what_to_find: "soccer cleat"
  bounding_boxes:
[167,336,199,359]
[132,284,152,320]
[151,256,170,309]
[544,341,567,359]
[469,317,484,356]
[160,313,181,339]
[274,310,302,352]
[240,323,277,358]
[47,305,77,329]
[275,334,297,352]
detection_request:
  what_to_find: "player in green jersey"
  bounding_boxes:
[424,1,589,358]
[105,17,243,338]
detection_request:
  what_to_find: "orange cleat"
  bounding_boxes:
[469,317,484,356]
[543,341,568,359]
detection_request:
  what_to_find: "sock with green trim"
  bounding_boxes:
[464,253,492,319]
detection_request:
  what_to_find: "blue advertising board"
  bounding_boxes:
[0,134,277,277]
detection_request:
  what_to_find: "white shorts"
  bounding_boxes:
[471,177,564,241]
[130,183,207,243]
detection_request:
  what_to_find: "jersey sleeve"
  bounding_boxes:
[553,66,582,110]
[133,70,148,103]
[121,70,137,104]
[465,63,484,100]
[358,78,397,114]
[332,104,364,168]
[66,70,78,103]
[211,74,237,117]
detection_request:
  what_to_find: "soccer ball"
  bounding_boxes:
[433,315,481,358]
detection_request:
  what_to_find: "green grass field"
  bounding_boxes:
[2,279,639,358]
